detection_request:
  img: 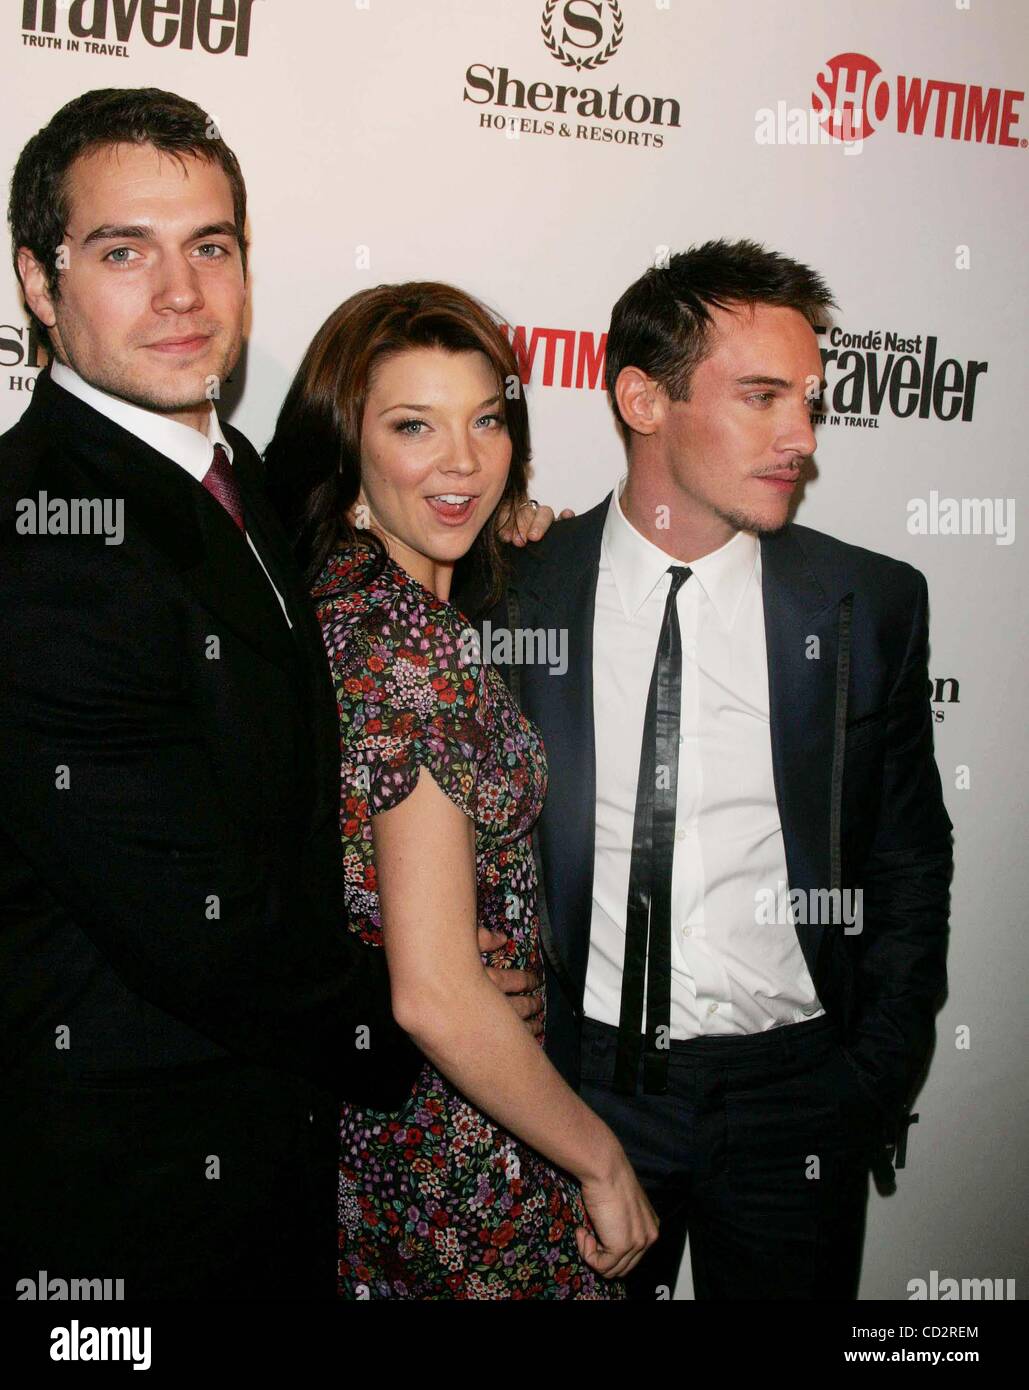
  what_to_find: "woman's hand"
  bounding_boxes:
[575,1146,659,1281]
[478,926,543,1038]
[496,499,576,547]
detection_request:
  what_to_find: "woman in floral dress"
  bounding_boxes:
[265,282,656,1299]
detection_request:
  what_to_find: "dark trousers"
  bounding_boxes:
[579,1013,873,1300]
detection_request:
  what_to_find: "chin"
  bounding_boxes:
[78,358,208,415]
[434,535,480,564]
[720,506,790,537]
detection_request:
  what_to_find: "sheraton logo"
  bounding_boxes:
[541,0,623,72]
[20,0,259,57]
[463,1,680,151]
[812,52,1025,148]
[929,676,960,724]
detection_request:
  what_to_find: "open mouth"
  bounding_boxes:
[425,493,479,523]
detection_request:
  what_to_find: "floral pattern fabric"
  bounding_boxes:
[313,543,622,1300]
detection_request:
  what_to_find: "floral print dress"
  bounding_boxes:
[313,543,621,1300]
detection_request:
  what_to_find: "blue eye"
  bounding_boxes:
[395,419,427,435]
[104,247,138,264]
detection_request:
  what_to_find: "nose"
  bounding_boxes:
[151,253,205,315]
[780,400,818,462]
[440,428,483,478]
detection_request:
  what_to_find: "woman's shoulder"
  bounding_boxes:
[312,543,396,624]
[316,544,486,710]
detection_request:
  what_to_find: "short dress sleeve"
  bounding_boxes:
[337,607,491,825]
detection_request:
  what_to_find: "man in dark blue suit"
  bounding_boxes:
[464,240,953,1300]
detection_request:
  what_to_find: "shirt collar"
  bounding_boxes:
[602,471,760,628]
[50,359,233,480]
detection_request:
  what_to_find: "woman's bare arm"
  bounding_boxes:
[373,764,656,1277]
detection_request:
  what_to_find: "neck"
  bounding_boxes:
[363,523,455,602]
[620,465,736,565]
[163,401,213,435]
[414,555,455,603]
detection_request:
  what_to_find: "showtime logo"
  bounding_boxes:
[813,52,1025,148]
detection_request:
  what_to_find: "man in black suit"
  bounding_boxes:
[0,88,545,1301]
[463,241,953,1299]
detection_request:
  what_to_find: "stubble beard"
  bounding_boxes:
[59,327,240,421]
[715,503,791,538]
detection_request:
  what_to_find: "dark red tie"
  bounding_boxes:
[202,443,245,532]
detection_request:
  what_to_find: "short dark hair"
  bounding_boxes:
[8,87,248,348]
[264,281,531,608]
[605,238,836,444]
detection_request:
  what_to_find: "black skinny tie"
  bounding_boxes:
[614,565,692,1095]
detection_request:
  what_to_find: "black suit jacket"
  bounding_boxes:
[458,495,953,1166]
[0,367,419,1298]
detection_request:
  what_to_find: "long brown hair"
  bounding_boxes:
[264,282,531,607]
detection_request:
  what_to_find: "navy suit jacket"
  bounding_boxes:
[457,496,953,1168]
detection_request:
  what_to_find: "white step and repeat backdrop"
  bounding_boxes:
[3,0,1026,1300]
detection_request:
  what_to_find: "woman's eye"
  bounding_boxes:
[475,413,503,428]
[395,419,426,435]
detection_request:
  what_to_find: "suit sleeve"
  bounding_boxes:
[0,531,420,1108]
[845,568,953,1117]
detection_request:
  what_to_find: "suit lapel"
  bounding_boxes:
[514,496,610,992]
[227,431,324,654]
[34,368,300,679]
[760,526,848,979]
[228,432,341,822]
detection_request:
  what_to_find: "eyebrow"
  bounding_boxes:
[735,374,828,392]
[78,221,237,247]
[379,394,501,416]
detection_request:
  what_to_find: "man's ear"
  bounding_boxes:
[16,247,58,332]
[614,366,665,437]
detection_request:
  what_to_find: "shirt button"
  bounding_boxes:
[682,925,692,938]
[678,735,684,746]
[307,1110,315,1124]
[676,827,686,842]
[707,1002,719,1016]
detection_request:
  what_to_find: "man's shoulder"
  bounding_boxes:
[781,521,926,598]
[503,491,611,581]
[0,402,84,525]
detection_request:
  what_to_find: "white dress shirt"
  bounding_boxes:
[584,473,823,1037]
[50,360,291,627]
